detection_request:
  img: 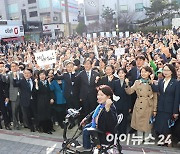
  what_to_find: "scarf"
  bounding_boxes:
[41,80,47,87]
[91,104,105,128]
[140,78,150,84]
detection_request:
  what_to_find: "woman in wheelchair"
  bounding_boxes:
[79,85,118,151]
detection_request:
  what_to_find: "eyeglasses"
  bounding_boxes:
[163,69,171,72]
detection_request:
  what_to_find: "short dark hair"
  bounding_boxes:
[38,70,47,77]
[83,58,93,65]
[117,67,127,75]
[24,68,33,74]
[98,85,113,100]
[105,64,115,74]
[140,66,153,78]
[136,55,145,61]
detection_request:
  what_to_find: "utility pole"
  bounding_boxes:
[65,0,71,36]
[116,0,120,36]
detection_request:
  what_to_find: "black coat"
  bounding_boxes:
[97,104,118,144]
[112,79,131,111]
[34,81,55,121]
[13,78,35,107]
[97,76,118,89]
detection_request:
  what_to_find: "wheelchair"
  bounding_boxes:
[58,108,123,154]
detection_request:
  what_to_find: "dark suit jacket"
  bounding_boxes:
[151,78,180,114]
[13,78,35,107]
[75,70,99,101]
[112,79,131,111]
[127,66,140,84]
[0,74,9,102]
[97,75,118,89]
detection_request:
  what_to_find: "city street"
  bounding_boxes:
[0,125,180,154]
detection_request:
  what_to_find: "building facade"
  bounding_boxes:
[0,0,79,37]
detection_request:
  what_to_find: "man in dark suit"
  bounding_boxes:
[13,69,36,132]
[54,61,79,109]
[75,58,99,120]
[127,55,145,84]
[0,61,11,130]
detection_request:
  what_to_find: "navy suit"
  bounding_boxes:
[76,70,99,118]
[13,78,37,131]
[151,78,180,134]
[112,79,131,134]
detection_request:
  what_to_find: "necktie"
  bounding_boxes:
[87,72,90,84]
[27,79,31,90]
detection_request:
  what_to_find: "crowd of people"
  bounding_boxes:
[0,29,180,147]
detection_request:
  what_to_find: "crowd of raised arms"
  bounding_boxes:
[0,29,180,147]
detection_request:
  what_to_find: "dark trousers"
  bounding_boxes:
[65,95,79,109]
[0,100,11,127]
[21,100,37,130]
[80,94,97,121]
[117,110,129,135]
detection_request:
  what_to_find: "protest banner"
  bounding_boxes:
[119,32,124,38]
[125,31,130,38]
[100,32,105,37]
[93,33,97,38]
[105,32,110,37]
[34,50,56,66]
[112,31,117,37]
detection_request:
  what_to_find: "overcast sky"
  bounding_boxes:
[77,0,84,4]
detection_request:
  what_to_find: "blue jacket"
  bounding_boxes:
[49,80,66,105]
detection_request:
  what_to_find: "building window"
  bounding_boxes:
[29,11,38,17]
[120,5,128,13]
[8,3,19,14]
[39,0,50,9]
[52,0,61,9]
[135,3,143,12]
[28,0,36,4]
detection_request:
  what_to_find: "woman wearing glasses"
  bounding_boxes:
[151,64,179,146]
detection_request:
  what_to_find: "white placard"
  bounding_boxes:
[119,32,124,38]
[34,50,56,66]
[93,33,97,38]
[87,34,91,39]
[115,48,125,56]
[112,31,117,37]
[100,32,105,37]
[105,32,110,37]
[125,31,130,38]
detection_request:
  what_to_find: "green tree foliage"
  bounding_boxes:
[101,6,115,31]
[138,0,179,27]
[76,22,87,35]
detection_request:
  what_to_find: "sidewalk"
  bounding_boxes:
[0,125,180,154]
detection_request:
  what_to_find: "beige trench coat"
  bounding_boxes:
[125,80,157,132]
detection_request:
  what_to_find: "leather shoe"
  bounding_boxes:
[5,126,12,130]
[47,131,52,134]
